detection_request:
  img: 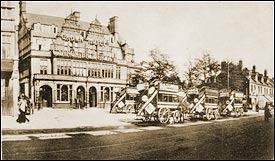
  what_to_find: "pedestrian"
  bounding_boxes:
[28,98,34,115]
[16,96,30,123]
[256,104,259,112]
[38,96,42,110]
[264,102,272,122]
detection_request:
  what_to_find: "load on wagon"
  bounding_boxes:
[185,86,220,120]
[136,81,185,124]
[110,87,140,113]
[219,90,245,117]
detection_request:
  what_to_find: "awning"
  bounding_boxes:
[258,95,269,102]
[265,95,274,103]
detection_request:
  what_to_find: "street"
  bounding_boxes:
[2,115,274,160]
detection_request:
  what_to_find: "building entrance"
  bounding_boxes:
[40,85,52,107]
[89,87,97,107]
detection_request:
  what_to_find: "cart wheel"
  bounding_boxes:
[173,110,181,123]
[158,108,170,124]
[206,108,212,121]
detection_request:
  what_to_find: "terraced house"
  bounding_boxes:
[18,2,140,109]
[247,68,274,110]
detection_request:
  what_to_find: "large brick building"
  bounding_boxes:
[1,1,20,116]
[18,2,140,109]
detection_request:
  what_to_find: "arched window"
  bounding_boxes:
[61,85,68,101]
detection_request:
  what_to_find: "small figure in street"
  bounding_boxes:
[28,98,34,115]
[16,96,30,123]
[264,102,272,122]
[38,96,42,110]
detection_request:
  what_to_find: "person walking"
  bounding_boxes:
[264,102,272,122]
[16,96,29,123]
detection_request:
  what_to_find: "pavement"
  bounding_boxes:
[1,108,268,135]
[1,108,138,135]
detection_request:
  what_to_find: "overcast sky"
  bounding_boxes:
[26,1,274,77]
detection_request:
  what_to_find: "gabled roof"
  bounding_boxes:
[23,13,109,33]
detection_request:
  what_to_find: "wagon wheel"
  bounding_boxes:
[173,110,181,123]
[206,108,212,121]
[158,108,170,124]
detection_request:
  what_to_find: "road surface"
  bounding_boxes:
[2,115,274,160]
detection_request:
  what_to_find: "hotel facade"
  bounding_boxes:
[18,2,141,109]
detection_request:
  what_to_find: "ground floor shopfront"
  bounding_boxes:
[249,94,274,111]
[1,60,19,116]
[20,74,127,110]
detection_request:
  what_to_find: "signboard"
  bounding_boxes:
[60,33,83,43]
[145,103,156,114]
[219,92,229,97]
[52,50,114,62]
[227,104,233,111]
[126,88,139,95]
[188,88,199,95]
[159,84,179,92]
[196,104,204,112]
[205,89,219,96]
[235,92,244,98]
[118,101,125,108]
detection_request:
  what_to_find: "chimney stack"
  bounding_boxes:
[19,1,26,16]
[109,16,119,34]
[73,11,80,21]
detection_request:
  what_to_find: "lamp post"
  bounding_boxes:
[227,60,230,92]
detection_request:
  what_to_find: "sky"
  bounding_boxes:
[25,1,274,78]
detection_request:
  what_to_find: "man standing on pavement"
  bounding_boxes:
[264,102,272,122]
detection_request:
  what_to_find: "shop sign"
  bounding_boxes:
[61,33,83,43]
[53,50,114,62]
[88,39,109,46]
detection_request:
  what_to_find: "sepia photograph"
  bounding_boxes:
[1,1,274,160]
